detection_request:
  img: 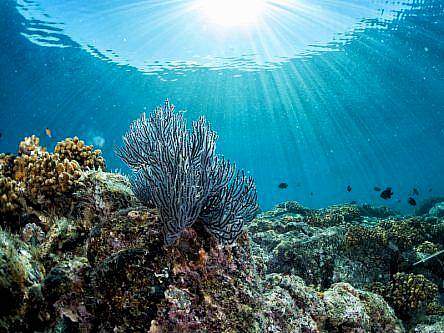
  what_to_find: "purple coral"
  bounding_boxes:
[117,100,258,245]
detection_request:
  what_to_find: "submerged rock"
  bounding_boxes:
[0,229,45,331]
[428,202,444,218]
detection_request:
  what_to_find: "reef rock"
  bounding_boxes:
[428,201,444,218]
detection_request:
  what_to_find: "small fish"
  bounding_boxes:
[310,192,314,196]
[408,197,417,206]
[412,188,419,196]
[347,185,352,192]
[278,182,288,189]
[380,187,393,200]
[429,188,433,192]
[45,128,52,138]
[0,132,2,139]
[373,186,381,192]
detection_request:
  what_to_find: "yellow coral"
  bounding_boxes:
[0,177,21,214]
[54,136,105,170]
[14,152,82,199]
[345,225,388,251]
[18,135,45,156]
[373,272,438,318]
[416,241,440,255]
[0,153,16,178]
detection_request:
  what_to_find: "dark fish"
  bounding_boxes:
[350,200,357,204]
[310,192,314,196]
[347,185,352,192]
[408,197,417,206]
[380,187,393,200]
[373,186,381,192]
[0,132,2,139]
[412,188,419,196]
[278,182,288,189]
[429,188,433,192]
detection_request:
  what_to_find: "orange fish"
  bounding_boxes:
[45,128,52,138]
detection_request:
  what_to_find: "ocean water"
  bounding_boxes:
[0,0,443,212]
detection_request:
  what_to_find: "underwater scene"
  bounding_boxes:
[0,0,443,331]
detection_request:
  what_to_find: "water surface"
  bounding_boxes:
[1,0,443,211]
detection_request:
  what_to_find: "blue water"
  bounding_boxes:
[0,0,443,212]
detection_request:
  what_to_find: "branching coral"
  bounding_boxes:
[415,241,440,255]
[1,135,104,210]
[371,272,438,318]
[18,135,44,156]
[380,219,425,251]
[15,152,82,199]
[344,225,388,252]
[54,137,105,170]
[0,177,21,214]
[117,100,258,245]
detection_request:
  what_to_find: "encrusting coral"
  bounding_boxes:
[344,225,388,252]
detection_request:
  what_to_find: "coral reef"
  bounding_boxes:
[248,200,444,330]
[415,196,444,216]
[1,134,443,332]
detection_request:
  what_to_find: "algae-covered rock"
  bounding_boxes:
[0,228,44,330]
[261,273,326,332]
[428,202,444,218]
[74,170,139,214]
[323,282,404,332]
[259,274,404,333]
[413,317,444,333]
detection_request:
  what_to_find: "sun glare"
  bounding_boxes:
[196,0,266,27]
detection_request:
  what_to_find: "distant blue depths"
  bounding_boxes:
[0,0,443,212]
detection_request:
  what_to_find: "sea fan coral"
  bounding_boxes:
[118,100,258,245]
